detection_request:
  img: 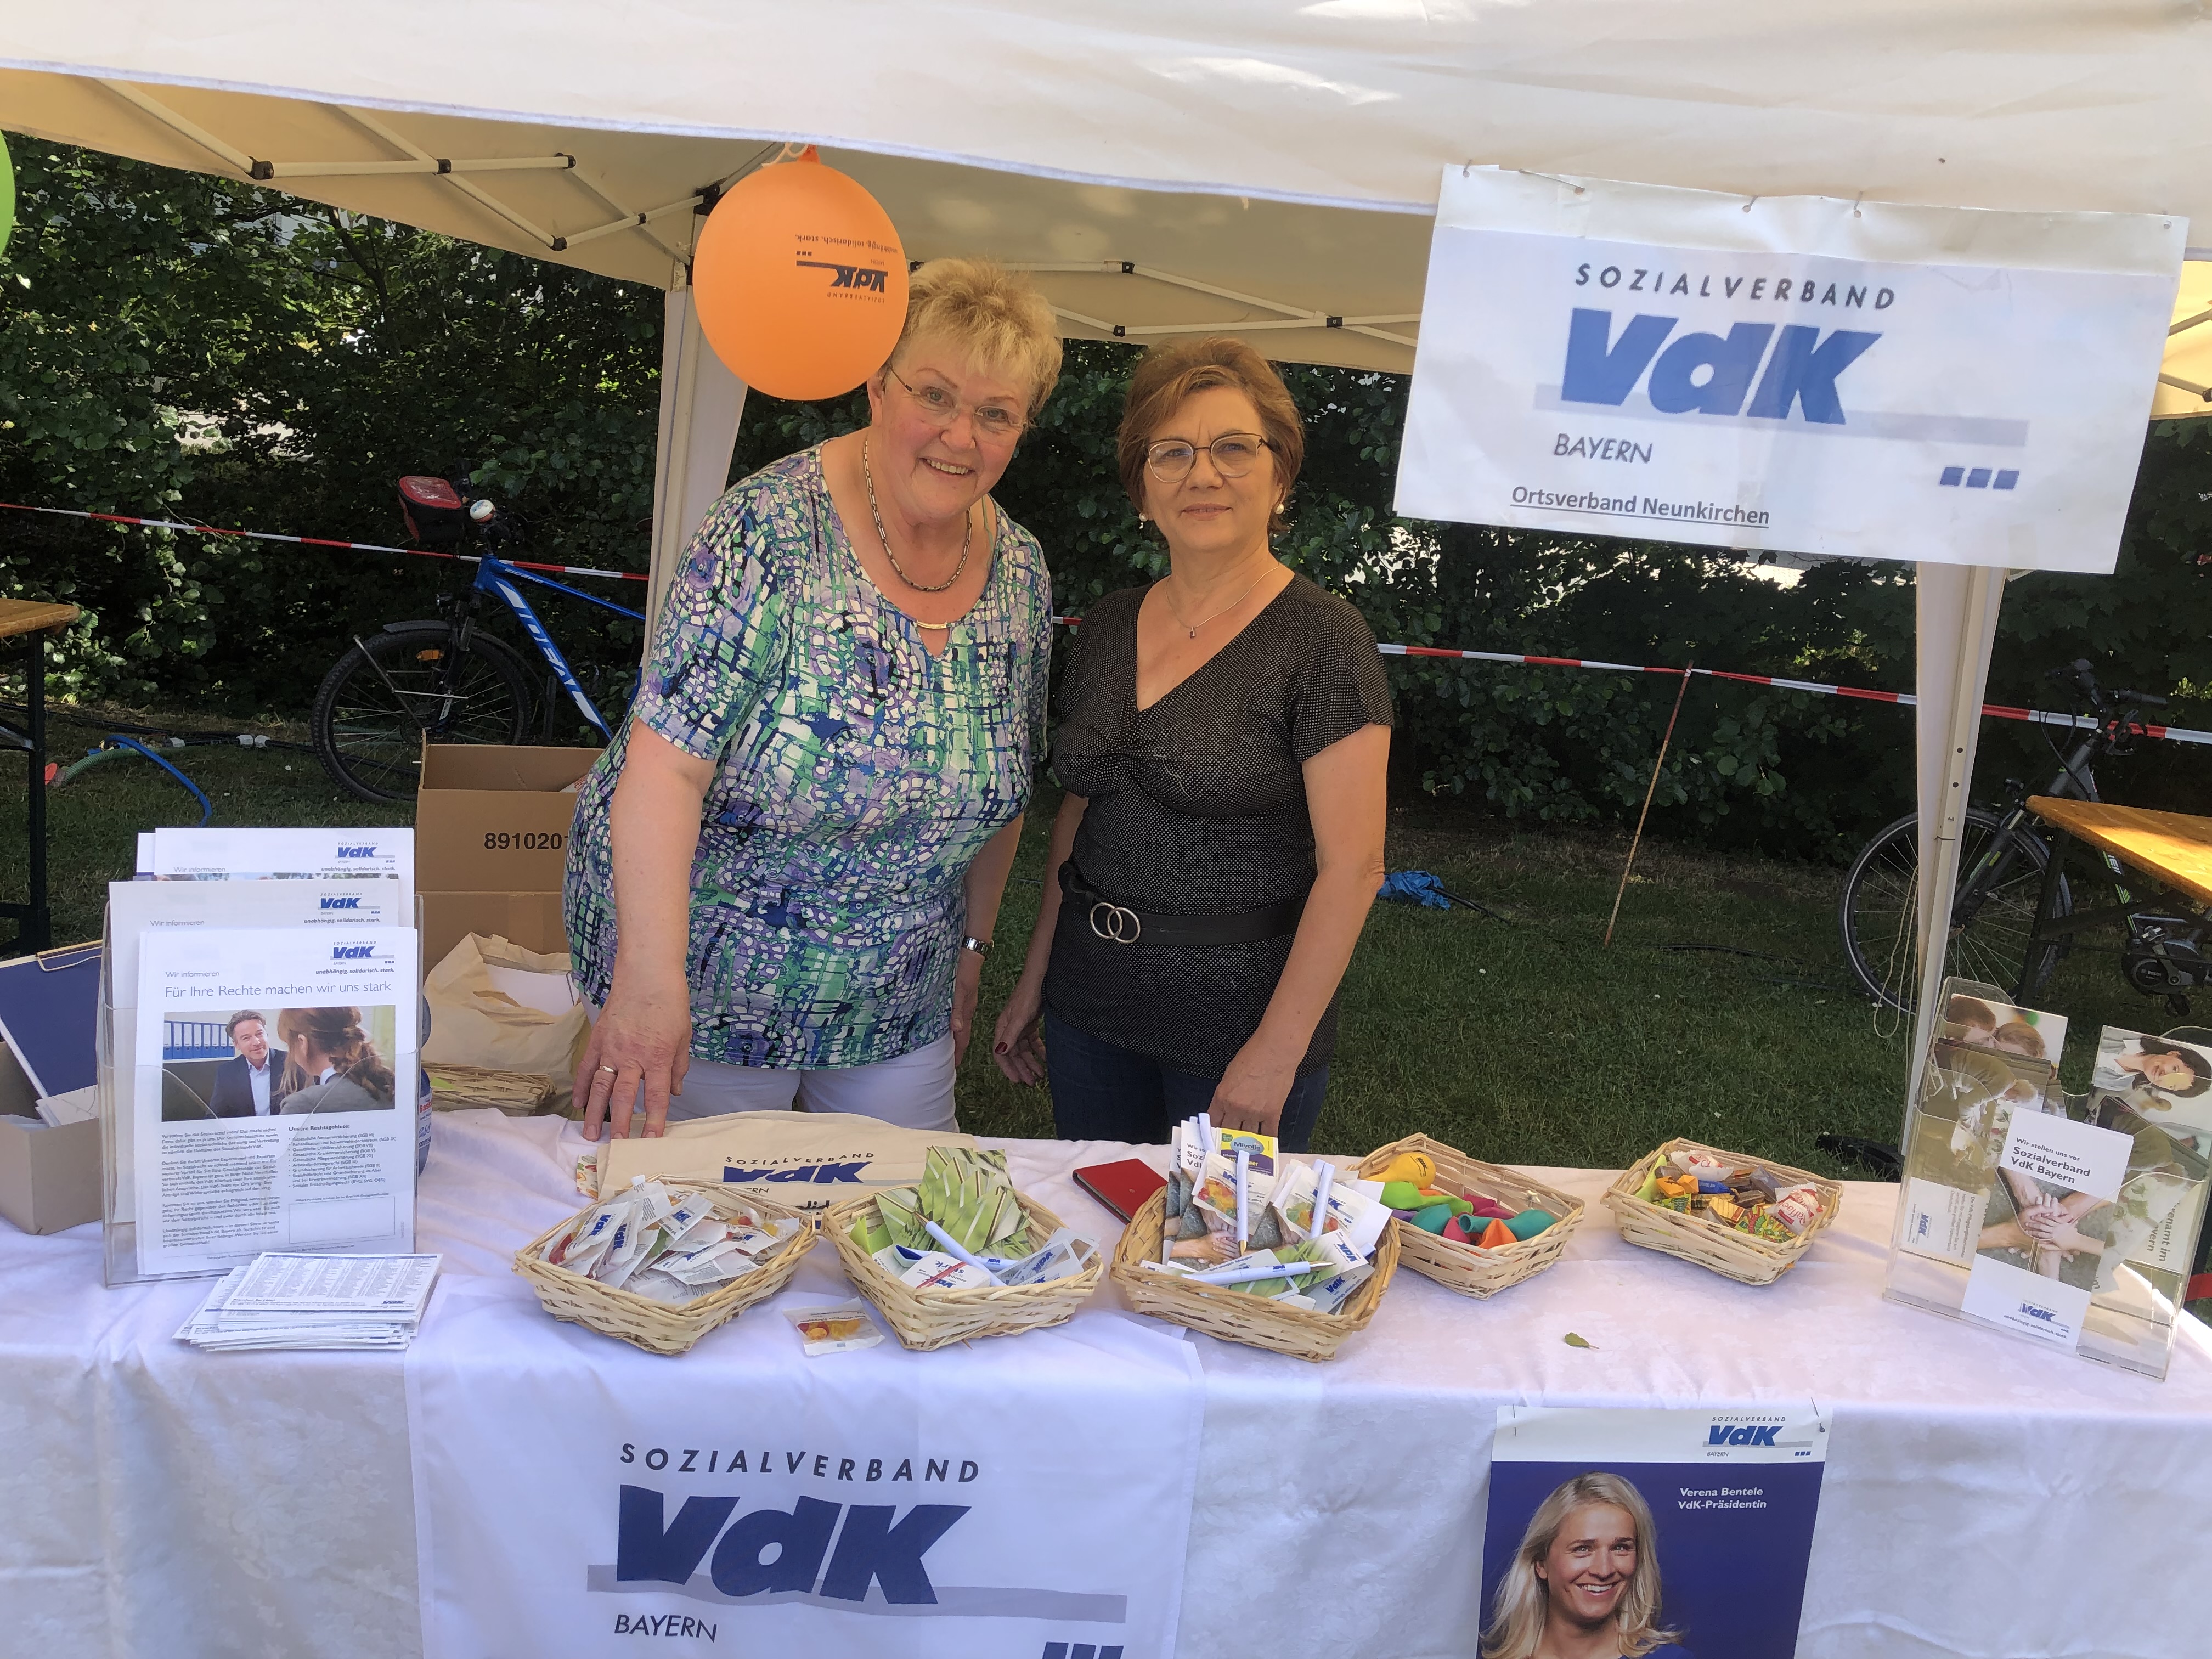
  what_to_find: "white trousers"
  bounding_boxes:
[668,1035,958,1130]
[588,1002,960,1132]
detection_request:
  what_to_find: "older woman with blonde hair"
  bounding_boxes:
[566,258,1062,1138]
[1482,1472,1684,1659]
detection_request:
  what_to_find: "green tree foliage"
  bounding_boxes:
[5,144,2211,854]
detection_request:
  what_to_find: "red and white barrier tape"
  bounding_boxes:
[1051,618,2212,748]
[8,502,2202,747]
[0,501,649,584]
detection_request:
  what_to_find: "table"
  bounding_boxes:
[0,599,81,952]
[2027,795,2212,907]
[3,1110,2209,1658]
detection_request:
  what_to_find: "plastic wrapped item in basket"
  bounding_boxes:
[1109,1185,1400,1362]
[514,1186,815,1355]
[1356,1133,1583,1299]
[1602,1138,1843,1286]
[826,1191,1103,1350]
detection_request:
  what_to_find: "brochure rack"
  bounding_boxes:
[1884,976,2209,1380]
[99,856,422,1287]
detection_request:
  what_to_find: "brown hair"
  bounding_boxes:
[1115,336,1305,514]
[892,257,1064,416]
[277,1006,397,1104]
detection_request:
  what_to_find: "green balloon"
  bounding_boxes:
[0,133,12,261]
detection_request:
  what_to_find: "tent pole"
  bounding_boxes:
[1903,561,2007,1143]
[645,278,748,652]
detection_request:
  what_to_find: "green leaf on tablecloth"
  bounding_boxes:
[1562,1331,1596,1349]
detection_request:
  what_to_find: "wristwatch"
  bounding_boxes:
[959,935,992,958]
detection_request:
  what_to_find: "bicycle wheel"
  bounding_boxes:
[1838,808,2069,1013]
[311,627,534,803]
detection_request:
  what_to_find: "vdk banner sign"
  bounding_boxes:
[407,1279,1203,1659]
[1397,168,2186,573]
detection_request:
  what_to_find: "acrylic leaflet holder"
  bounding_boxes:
[1883,976,2208,1381]
[100,900,422,1287]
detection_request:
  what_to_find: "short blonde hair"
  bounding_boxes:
[890,258,1063,416]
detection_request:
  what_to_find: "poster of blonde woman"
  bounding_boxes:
[1483,1406,1829,1659]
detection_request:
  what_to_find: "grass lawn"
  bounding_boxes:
[961,792,2194,1169]
[7,706,2190,1178]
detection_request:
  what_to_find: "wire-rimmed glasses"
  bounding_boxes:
[1144,432,1273,482]
[886,366,1026,443]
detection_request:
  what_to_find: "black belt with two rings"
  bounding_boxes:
[1059,861,1305,947]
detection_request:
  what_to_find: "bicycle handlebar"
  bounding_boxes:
[2044,659,2165,715]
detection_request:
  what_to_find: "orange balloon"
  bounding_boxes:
[691,150,910,402]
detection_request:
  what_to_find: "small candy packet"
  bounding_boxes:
[782,1300,884,1356]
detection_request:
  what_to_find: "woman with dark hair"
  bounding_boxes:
[1482,1472,1684,1659]
[991,336,1392,1153]
[2100,1036,2212,1100]
[277,1007,397,1114]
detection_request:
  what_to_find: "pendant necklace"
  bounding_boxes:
[1165,572,1265,639]
[863,438,969,633]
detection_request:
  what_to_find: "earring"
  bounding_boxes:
[1274,501,1287,516]
[1137,515,1148,525]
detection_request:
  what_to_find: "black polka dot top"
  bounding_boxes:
[1042,573,1393,1075]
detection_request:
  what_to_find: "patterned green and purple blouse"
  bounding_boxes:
[563,447,1051,1069]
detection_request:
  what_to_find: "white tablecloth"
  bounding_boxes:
[4,1109,2208,1659]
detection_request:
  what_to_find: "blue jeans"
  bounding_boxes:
[1043,1012,1328,1153]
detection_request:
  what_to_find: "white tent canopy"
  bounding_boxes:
[7,3,2210,1083]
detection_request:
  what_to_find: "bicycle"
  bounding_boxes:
[309,475,645,803]
[1837,659,2189,1014]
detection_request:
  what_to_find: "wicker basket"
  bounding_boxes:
[514,1186,816,1355]
[1108,1186,1400,1362]
[1356,1133,1584,1299]
[1601,1139,1843,1286]
[826,1192,1104,1351]
[427,1062,557,1116]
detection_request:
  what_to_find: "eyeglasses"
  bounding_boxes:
[886,366,1026,442]
[1144,432,1272,482]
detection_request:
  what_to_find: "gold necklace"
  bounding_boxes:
[862,437,971,596]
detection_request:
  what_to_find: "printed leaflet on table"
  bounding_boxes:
[132,926,418,1277]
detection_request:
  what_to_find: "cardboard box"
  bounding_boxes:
[0,1116,100,1234]
[0,1040,99,1235]
[419,891,571,978]
[416,741,601,895]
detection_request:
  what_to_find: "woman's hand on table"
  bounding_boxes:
[992,972,1048,1085]
[950,949,985,1068]
[575,975,692,1141]
[1207,1040,1297,1137]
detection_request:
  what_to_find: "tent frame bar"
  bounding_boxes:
[1008,259,1419,348]
[259,155,576,180]
[92,77,694,262]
